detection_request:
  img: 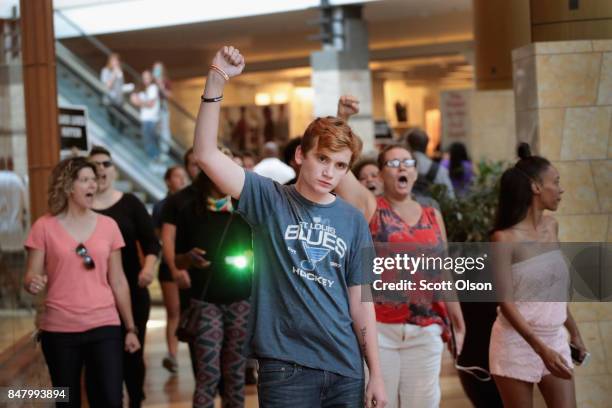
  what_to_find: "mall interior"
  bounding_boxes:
[0,0,611,407]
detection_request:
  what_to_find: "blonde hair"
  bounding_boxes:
[301,116,362,167]
[48,157,97,215]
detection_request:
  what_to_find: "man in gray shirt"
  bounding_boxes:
[193,46,387,408]
[405,129,455,199]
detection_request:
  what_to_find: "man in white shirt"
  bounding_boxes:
[253,141,296,184]
[131,70,160,160]
[0,156,28,307]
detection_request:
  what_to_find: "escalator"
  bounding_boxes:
[54,11,195,203]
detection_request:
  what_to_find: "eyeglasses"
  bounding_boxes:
[92,160,113,168]
[384,159,416,168]
[75,243,96,270]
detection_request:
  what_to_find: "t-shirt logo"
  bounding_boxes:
[301,245,330,271]
[283,220,347,289]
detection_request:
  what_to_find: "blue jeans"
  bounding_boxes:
[257,358,364,408]
[142,120,159,160]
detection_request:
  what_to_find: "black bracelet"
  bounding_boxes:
[201,94,223,103]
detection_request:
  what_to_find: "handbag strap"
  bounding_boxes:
[194,211,235,301]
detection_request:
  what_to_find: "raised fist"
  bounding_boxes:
[211,46,245,79]
[337,95,360,121]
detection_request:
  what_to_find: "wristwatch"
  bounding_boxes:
[126,326,139,335]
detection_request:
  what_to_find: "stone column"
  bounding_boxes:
[310,4,375,153]
[513,40,612,406]
[513,40,611,242]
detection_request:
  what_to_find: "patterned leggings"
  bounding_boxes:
[191,299,250,408]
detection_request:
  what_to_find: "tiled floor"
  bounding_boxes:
[142,307,472,407]
[4,305,609,406]
[0,309,36,353]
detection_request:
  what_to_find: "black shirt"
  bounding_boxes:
[94,193,160,296]
[175,199,252,304]
[160,184,197,226]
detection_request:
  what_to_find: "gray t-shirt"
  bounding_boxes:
[237,170,374,379]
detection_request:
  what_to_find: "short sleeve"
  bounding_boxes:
[160,193,179,225]
[148,84,159,99]
[24,216,48,251]
[236,170,281,227]
[108,218,125,251]
[127,194,160,255]
[174,212,189,255]
[346,214,375,287]
[151,200,163,229]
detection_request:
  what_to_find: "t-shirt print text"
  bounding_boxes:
[284,217,347,289]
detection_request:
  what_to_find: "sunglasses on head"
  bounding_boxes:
[75,243,95,270]
[93,160,113,168]
[384,159,416,168]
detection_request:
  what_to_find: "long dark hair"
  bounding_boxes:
[492,143,551,232]
[448,142,469,182]
[193,171,214,217]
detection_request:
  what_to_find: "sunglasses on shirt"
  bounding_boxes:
[384,159,416,168]
[92,160,113,168]
[76,243,96,270]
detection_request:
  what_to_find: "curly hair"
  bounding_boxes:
[48,157,97,215]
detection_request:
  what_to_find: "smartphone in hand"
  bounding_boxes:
[570,343,590,366]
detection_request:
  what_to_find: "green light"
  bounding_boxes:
[224,249,252,273]
[225,255,248,269]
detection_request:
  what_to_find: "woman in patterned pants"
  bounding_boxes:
[174,170,252,408]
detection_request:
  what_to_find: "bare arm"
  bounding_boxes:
[175,248,210,270]
[335,169,377,222]
[193,46,246,199]
[107,250,141,352]
[138,254,157,287]
[24,248,46,295]
[433,209,465,354]
[564,308,582,342]
[348,285,387,408]
[161,222,191,288]
[108,250,135,329]
[334,95,377,221]
[157,78,173,99]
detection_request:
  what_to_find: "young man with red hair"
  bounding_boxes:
[193,46,387,408]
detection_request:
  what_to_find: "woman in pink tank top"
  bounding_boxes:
[489,143,587,408]
[24,157,140,408]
